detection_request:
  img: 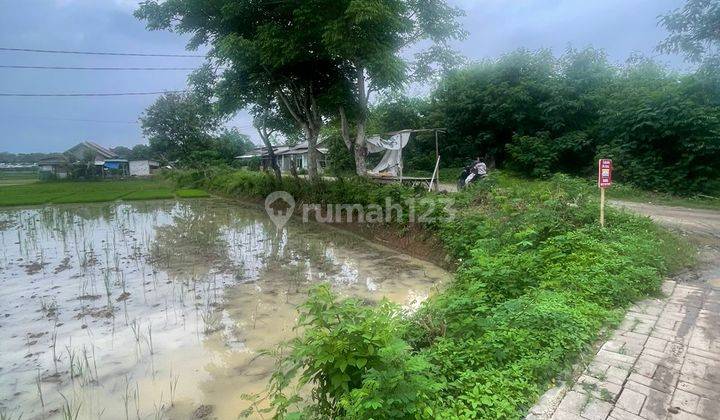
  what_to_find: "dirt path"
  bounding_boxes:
[529,201,720,420]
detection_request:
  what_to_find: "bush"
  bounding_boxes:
[258,285,440,419]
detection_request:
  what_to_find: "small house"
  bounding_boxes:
[65,141,118,165]
[37,141,130,179]
[37,155,70,179]
[238,142,327,173]
[129,160,160,177]
[277,141,328,172]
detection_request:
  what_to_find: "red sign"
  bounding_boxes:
[598,159,613,188]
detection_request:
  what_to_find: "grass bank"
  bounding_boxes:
[167,168,693,419]
[0,178,209,207]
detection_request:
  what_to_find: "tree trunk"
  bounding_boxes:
[256,126,282,182]
[276,88,321,180]
[354,66,369,177]
[304,125,319,179]
[354,120,368,176]
[289,157,299,179]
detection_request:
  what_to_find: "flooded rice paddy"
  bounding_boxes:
[0,199,449,419]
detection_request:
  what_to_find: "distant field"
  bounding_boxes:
[0,179,210,207]
[0,169,38,186]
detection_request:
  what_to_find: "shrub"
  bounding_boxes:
[259,285,440,419]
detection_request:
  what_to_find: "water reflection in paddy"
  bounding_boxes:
[0,199,449,419]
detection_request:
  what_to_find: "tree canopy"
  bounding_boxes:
[370,48,720,195]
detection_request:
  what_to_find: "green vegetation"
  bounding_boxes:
[176,189,211,199]
[0,179,209,207]
[0,169,37,186]
[169,168,692,419]
[123,189,176,201]
[338,48,720,196]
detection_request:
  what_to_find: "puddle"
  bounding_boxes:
[0,199,450,419]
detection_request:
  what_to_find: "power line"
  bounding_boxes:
[0,65,197,71]
[0,90,186,97]
[3,114,139,124]
[0,47,204,58]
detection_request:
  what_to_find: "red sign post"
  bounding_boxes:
[598,159,613,227]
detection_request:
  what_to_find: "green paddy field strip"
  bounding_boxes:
[0,180,209,206]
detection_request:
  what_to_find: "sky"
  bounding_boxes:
[0,0,688,154]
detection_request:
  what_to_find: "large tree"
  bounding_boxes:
[659,0,720,104]
[136,0,341,179]
[140,91,218,163]
[324,0,465,175]
[139,66,221,163]
[659,0,720,64]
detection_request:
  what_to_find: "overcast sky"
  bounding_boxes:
[0,0,687,154]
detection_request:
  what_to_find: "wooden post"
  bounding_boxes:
[600,187,606,228]
[429,155,441,192]
[399,132,404,183]
[434,130,441,192]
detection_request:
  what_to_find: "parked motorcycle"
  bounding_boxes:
[457,160,487,190]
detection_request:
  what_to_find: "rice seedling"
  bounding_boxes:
[122,376,131,420]
[59,392,81,420]
[35,368,44,410]
[81,345,98,385]
[0,408,23,420]
[133,383,141,420]
[51,325,59,373]
[146,323,154,355]
[91,344,99,384]
[102,271,114,310]
[153,392,166,420]
[200,306,223,334]
[129,319,141,346]
[168,371,180,407]
[64,345,89,383]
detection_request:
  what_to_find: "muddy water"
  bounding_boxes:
[0,199,449,419]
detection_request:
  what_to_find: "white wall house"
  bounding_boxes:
[129,160,160,177]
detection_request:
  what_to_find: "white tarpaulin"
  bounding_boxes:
[367,131,412,176]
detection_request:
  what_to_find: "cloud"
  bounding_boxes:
[0,0,690,153]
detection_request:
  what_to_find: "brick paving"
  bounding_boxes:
[529,202,720,420]
[527,202,720,420]
[541,280,720,420]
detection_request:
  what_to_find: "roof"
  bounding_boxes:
[236,146,291,159]
[277,141,328,155]
[37,155,69,165]
[65,141,118,161]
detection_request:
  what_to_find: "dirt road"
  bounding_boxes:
[611,201,720,243]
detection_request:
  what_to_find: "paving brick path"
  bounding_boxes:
[529,202,720,420]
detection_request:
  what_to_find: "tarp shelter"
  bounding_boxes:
[366,130,412,176]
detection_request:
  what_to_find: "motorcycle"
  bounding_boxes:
[457,162,487,190]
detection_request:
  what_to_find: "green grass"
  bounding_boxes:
[0,169,38,186]
[0,179,208,207]
[176,188,211,198]
[124,189,176,201]
[403,166,465,184]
